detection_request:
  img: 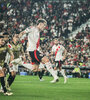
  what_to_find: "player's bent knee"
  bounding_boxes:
[54,67,57,70]
[11,71,16,76]
[0,69,5,77]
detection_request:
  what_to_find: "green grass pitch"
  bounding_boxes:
[0,75,90,100]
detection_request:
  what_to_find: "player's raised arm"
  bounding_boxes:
[19,26,32,39]
[18,30,26,38]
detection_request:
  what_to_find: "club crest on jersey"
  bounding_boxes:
[8,43,12,49]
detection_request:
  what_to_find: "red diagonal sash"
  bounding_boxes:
[55,46,60,56]
[36,38,40,49]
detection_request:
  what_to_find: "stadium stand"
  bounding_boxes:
[0,0,90,77]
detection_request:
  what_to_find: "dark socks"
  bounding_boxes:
[41,70,45,77]
[1,77,7,93]
[38,71,42,79]
[38,70,45,79]
[7,74,16,86]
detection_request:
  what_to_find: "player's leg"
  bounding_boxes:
[8,58,23,86]
[41,56,59,83]
[0,77,13,95]
[0,68,13,95]
[60,69,67,83]
[59,61,67,83]
[54,67,58,76]
[54,61,59,76]
[38,63,45,81]
[0,63,10,92]
[0,68,7,93]
[7,64,17,89]
[7,72,16,87]
[29,51,59,83]
[11,57,23,65]
[22,63,33,71]
[38,70,44,81]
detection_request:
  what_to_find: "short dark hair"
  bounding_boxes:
[3,32,9,35]
[0,35,4,38]
[37,19,47,25]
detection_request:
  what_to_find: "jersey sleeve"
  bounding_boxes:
[61,45,65,51]
[51,46,54,52]
[24,27,31,33]
[7,43,13,55]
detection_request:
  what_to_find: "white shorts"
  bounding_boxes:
[11,57,23,65]
[9,57,23,72]
[9,64,18,72]
[10,58,34,71]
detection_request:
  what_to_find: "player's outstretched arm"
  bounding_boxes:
[19,31,26,38]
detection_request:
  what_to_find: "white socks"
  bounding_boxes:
[60,69,66,78]
[39,63,44,69]
[45,62,58,80]
[54,70,58,75]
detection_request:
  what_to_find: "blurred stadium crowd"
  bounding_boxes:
[0,0,90,68]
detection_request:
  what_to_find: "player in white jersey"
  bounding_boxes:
[51,38,68,83]
[19,19,59,83]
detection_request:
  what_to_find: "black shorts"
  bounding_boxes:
[55,60,64,68]
[29,50,44,64]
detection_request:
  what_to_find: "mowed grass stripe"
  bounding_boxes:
[0,75,90,100]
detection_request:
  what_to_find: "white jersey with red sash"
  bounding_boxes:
[52,44,65,61]
[25,26,40,51]
[24,26,42,63]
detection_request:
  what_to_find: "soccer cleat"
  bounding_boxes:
[0,89,4,93]
[40,78,44,81]
[50,78,59,83]
[4,92,13,96]
[64,77,68,84]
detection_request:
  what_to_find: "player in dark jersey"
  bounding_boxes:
[7,34,24,89]
[0,35,13,96]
